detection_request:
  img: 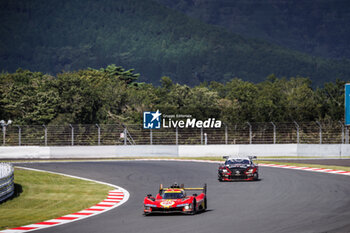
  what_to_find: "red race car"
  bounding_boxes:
[143,183,207,215]
[218,156,259,181]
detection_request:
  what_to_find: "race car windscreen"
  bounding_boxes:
[225,159,250,165]
[162,192,184,199]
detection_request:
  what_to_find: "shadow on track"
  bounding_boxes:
[218,179,262,182]
[143,209,212,217]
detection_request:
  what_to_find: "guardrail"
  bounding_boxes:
[0,144,349,159]
[0,163,14,202]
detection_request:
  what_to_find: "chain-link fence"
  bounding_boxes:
[0,122,348,146]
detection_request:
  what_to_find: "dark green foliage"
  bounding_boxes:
[0,0,350,86]
[0,67,347,125]
[315,79,345,121]
[156,0,350,59]
[0,69,60,124]
[97,65,139,85]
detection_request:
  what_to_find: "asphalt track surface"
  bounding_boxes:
[17,161,350,233]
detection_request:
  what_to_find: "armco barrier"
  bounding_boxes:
[0,144,350,159]
[0,163,14,202]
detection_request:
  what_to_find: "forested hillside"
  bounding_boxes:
[155,0,350,59]
[0,0,350,86]
[0,67,345,125]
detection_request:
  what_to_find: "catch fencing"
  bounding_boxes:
[0,122,348,146]
[0,163,14,202]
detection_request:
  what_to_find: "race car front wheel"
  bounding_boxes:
[191,199,197,215]
[253,173,259,181]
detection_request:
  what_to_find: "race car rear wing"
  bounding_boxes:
[223,155,257,159]
[159,183,207,194]
[184,184,207,194]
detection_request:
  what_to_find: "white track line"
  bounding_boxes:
[0,167,130,233]
[259,163,350,176]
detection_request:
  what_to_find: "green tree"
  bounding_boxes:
[53,72,100,124]
[98,64,140,85]
[283,77,317,122]
[0,69,59,124]
[315,79,345,121]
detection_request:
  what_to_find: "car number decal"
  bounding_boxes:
[160,200,175,208]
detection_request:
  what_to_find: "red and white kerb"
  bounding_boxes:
[0,190,126,233]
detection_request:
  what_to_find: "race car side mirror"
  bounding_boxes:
[223,156,229,159]
[193,193,197,197]
[147,194,155,201]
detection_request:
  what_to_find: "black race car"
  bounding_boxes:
[218,156,259,181]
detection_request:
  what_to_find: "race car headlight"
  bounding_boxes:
[246,169,254,173]
[144,204,157,208]
[177,203,190,207]
[222,169,228,173]
[177,203,191,210]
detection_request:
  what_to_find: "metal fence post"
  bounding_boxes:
[96,124,100,145]
[150,129,153,145]
[123,127,127,145]
[2,125,6,146]
[43,124,47,146]
[201,128,203,145]
[346,126,349,144]
[339,121,344,144]
[234,124,237,144]
[316,121,322,144]
[2,126,5,146]
[225,124,228,144]
[176,127,178,145]
[204,133,207,145]
[270,122,276,144]
[294,121,300,144]
[0,121,9,146]
[17,126,21,146]
[69,124,74,146]
[246,122,252,144]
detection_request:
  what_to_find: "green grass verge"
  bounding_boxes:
[0,168,113,230]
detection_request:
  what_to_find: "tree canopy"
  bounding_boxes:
[0,66,346,125]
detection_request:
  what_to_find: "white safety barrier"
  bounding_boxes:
[1,144,350,159]
[0,163,14,202]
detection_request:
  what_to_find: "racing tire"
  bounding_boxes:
[204,197,207,211]
[191,199,197,215]
[253,173,259,181]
